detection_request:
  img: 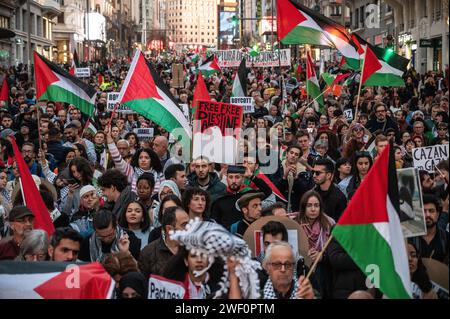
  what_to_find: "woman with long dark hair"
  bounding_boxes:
[346,151,373,200]
[106,125,164,195]
[118,201,152,250]
[61,157,94,217]
[407,242,438,299]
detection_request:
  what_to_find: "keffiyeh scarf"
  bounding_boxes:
[170,218,261,299]
[263,279,298,299]
[89,226,123,262]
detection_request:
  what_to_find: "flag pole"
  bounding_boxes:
[18,177,27,206]
[355,45,368,121]
[35,105,43,153]
[305,235,334,280]
[303,85,332,110]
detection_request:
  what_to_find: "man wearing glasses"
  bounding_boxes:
[262,241,315,299]
[0,206,34,260]
[312,158,347,222]
[366,103,399,137]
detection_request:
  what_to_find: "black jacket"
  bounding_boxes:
[211,176,273,230]
[366,117,399,136]
[314,184,348,222]
[274,169,314,212]
[187,172,226,203]
[47,140,72,165]
[323,238,367,299]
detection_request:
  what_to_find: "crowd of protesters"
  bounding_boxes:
[0,51,448,299]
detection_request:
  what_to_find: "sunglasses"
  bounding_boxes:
[312,170,325,176]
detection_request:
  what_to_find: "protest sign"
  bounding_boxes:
[133,128,154,140]
[422,258,449,299]
[75,68,90,78]
[148,275,185,299]
[192,100,243,164]
[243,216,312,268]
[171,63,184,88]
[412,144,449,171]
[343,109,353,121]
[215,49,291,68]
[230,97,254,114]
[106,92,135,114]
[397,168,426,238]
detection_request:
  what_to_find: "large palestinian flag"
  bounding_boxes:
[332,143,412,299]
[0,77,8,106]
[361,43,408,87]
[0,262,115,299]
[197,54,221,76]
[34,51,97,116]
[231,58,247,97]
[277,0,360,69]
[118,50,192,147]
[306,51,324,113]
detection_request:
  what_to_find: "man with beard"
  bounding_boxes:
[187,157,226,203]
[63,122,96,164]
[48,227,83,262]
[0,206,34,260]
[21,142,44,177]
[409,194,449,264]
[211,165,272,230]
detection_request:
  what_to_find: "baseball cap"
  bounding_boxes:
[98,112,110,119]
[8,205,34,222]
[227,165,246,174]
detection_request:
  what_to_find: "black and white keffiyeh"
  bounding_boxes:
[89,226,123,262]
[263,279,298,299]
[169,218,261,299]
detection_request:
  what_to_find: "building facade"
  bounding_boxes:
[11,0,61,65]
[0,0,18,67]
[166,0,219,49]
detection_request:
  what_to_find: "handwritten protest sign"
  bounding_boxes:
[148,275,185,299]
[412,144,449,171]
[192,100,243,164]
[75,68,90,78]
[215,49,291,68]
[106,92,135,114]
[133,128,154,140]
[343,109,353,121]
[230,97,254,114]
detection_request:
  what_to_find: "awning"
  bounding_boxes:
[0,28,15,39]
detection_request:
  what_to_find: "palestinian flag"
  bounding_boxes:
[0,77,8,106]
[332,143,412,299]
[83,119,97,136]
[34,51,97,117]
[0,261,115,299]
[361,43,408,87]
[188,53,199,64]
[197,54,221,76]
[244,170,287,202]
[322,72,351,96]
[231,58,247,97]
[277,0,360,70]
[306,51,324,113]
[10,136,55,236]
[118,50,192,148]
[69,49,80,75]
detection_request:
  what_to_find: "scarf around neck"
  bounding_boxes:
[89,226,123,262]
[263,278,298,299]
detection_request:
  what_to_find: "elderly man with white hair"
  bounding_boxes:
[262,241,315,299]
[152,135,170,167]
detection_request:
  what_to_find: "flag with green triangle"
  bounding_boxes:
[306,52,324,113]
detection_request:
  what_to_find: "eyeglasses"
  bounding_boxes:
[269,262,295,270]
[312,170,325,176]
[376,109,386,113]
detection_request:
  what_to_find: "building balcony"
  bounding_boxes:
[36,0,62,19]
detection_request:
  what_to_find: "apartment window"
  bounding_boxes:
[0,16,9,29]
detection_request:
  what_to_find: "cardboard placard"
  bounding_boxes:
[133,127,154,140]
[215,49,291,68]
[171,63,184,88]
[413,144,449,171]
[343,109,353,121]
[75,68,90,78]
[106,92,135,114]
[148,275,185,299]
[192,100,243,164]
[243,216,312,267]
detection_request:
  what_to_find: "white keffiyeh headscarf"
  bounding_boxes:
[169,218,261,299]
